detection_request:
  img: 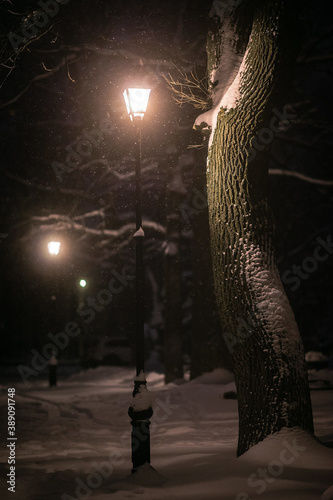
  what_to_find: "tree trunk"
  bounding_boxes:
[164,166,184,384]
[196,0,314,456]
[191,143,232,378]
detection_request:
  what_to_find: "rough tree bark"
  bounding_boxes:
[195,0,314,456]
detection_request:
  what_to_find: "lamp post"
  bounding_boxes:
[47,240,61,361]
[78,278,88,361]
[123,87,153,473]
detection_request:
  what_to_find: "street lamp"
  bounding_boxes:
[123,88,151,121]
[46,240,61,347]
[123,86,153,474]
[78,278,88,361]
[47,240,61,256]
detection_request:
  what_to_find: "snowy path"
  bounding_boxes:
[1,367,333,500]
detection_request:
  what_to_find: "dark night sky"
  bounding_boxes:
[0,0,332,367]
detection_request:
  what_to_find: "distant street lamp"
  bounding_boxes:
[77,278,88,361]
[123,86,153,474]
[47,240,61,256]
[46,240,61,345]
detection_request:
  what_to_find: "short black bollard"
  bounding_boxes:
[128,379,153,472]
[48,351,58,387]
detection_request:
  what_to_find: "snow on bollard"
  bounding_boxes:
[131,372,153,411]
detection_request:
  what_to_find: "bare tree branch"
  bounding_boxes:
[0,54,77,110]
[277,224,333,263]
[162,66,209,109]
[35,44,178,69]
[297,53,333,65]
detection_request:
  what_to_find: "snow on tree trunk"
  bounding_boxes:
[195,0,314,456]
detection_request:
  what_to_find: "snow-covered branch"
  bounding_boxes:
[32,216,166,238]
[269,169,333,186]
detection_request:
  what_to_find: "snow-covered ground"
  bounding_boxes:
[1,366,333,500]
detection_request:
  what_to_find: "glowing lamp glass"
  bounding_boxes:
[47,241,61,256]
[79,279,87,288]
[123,88,151,121]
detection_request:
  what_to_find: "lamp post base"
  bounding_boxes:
[128,405,153,472]
[128,376,155,470]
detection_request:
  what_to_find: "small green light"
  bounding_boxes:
[79,279,87,288]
